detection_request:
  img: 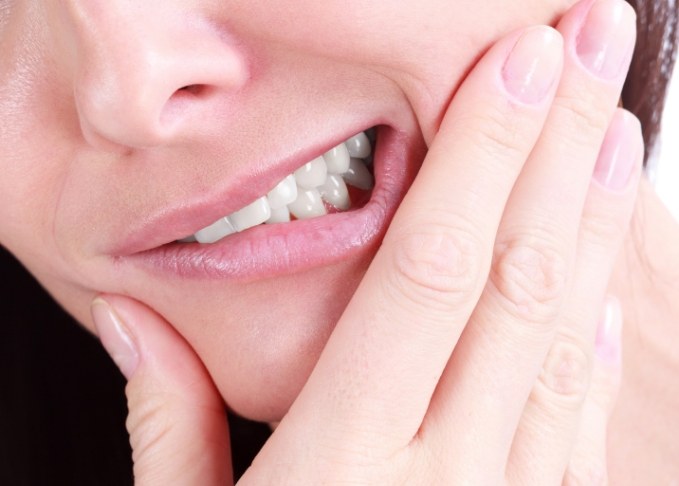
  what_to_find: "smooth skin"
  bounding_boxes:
[1,0,615,421]
[91,0,641,483]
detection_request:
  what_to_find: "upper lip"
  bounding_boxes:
[110,119,384,256]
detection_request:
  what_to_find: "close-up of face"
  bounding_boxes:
[0,0,579,422]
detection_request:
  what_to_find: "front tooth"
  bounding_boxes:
[323,143,350,174]
[345,132,371,158]
[342,158,374,190]
[293,156,327,189]
[229,197,272,232]
[288,188,327,219]
[266,206,291,224]
[319,174,351,210]
[267,175,298,209]
[194,217,236,244]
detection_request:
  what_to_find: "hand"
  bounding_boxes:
[91,0,640,483]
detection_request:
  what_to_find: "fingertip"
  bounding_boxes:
[595,294,623,367]
[91,296,139,379]
[90,294,200,385]
[502,26,563,104]
[592,108,644,192]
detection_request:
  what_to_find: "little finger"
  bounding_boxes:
[562,297,623,486]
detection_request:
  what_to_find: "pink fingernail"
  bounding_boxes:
[592,110,641,190]
[91,298,139,379]
[595,295,622,365]
[576,0,636,79]
[502,26,563,104]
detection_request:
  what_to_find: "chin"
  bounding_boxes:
[222,332,327,422]
[194,258,371,422]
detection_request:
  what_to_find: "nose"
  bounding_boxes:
[64,3,248,149]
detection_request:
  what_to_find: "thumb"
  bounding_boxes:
[91,295,233,486]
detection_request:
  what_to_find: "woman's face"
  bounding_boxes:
[1,0,574,421]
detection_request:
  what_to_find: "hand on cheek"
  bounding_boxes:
[91,0,640,483]
[92,296,233,485]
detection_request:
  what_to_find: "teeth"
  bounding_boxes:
[229,197,272,232]
[267,175,298,209]
[319,174,351,210]
[323,143,350,174]
[266,206,291,224]
[288,188,327,219]
[293,156,328,189]
[194,217,236,244]
[342,158,374,190]
[345,132,371,158]
[181,130,375,244]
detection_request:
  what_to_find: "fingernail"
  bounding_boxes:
[576,0,636,79]
[592,110,641,190]
[502,26,563,104]
[91,298,139,379]
[595,295,623,365]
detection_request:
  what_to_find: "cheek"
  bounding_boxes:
[319,0,575,143]
[0,91,90,312]
[0,5,80,260]
[398,0,574,142]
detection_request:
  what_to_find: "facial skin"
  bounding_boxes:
[0,0,575,421]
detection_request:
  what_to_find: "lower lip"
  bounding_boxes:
[123,126,422,281]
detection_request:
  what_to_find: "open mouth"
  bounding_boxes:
[181,129,376,244]
[122,124,423,280]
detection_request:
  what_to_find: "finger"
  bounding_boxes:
[421,0,636,472]
[91,295,232,486]
[562,296,622,486]
[506,296,622,485]
[506,109,642,483]
[279,25,564,454]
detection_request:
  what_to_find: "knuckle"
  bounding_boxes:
[588,361,622,412]
[126,389,174,466]
[579,209,628,251]
[563,463,608,486]
[454,102,527,161]
[475,123,524,162]
[490,234,569,323]
[555,92,610,140]
[387,225,482,312]
[536,339,591,407]
[474,114,526,161]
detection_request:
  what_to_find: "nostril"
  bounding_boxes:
[160,84,214,129]
[177,84,208,96]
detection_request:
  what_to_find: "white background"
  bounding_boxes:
[652,59,679,222]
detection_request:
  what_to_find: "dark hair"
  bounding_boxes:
[624,0,678,164]
[2,2,678,484]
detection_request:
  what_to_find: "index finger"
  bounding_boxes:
[284,26,564,450]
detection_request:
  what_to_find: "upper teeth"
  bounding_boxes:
[185,131,374,244]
